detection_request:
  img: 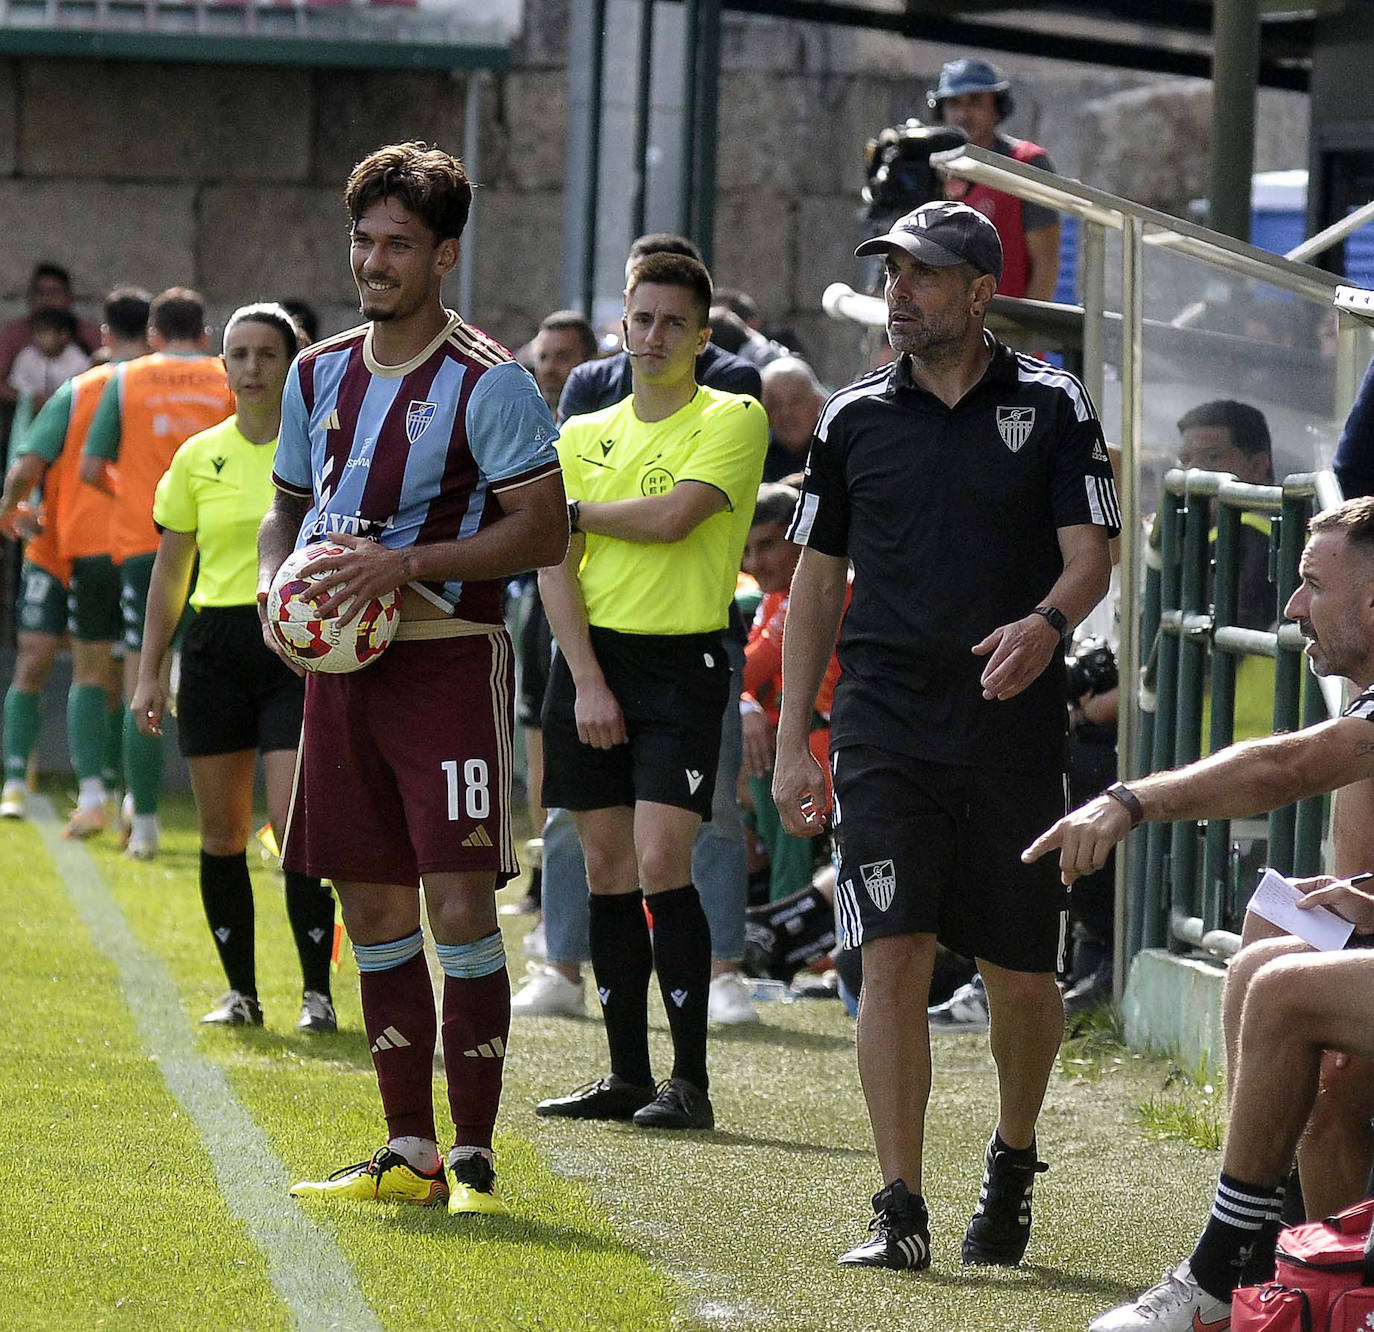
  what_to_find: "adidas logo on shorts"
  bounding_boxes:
[461,825,493,849]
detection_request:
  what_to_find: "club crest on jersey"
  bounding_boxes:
[996,405,1035,453]
[860,860,896,912]
[406,400,437,444]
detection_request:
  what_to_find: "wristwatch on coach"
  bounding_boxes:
[1032,604,1068,638]
[1104,781,1144,829]
[567,499,581,533]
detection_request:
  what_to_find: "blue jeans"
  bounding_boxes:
[539,637,749,966]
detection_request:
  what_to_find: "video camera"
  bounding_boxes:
[862,119,969,224]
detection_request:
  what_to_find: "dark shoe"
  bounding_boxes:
[201,990,263,1027]
[1062,963,1113,1015]
[297,990,338,1034]
[838,1179,931,1270]
[631,1077,714,1130]
[535,1075,656,1121]
[962,1135,1048,1266]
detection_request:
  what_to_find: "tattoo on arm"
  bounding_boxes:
[400,551,414,581]
[1355,741,1374,756]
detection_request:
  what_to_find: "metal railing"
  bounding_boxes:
[1128,468,1344,964]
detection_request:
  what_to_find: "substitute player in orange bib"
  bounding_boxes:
[258,142,566,1215]
[80,287,234,858]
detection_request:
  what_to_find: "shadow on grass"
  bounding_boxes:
[339,1201,651,1258]
[913,1262,1145,1304]
[708,1022,855,1054]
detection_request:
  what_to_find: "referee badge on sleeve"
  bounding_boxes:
[860,860,897,912]
[996,406,1035,453]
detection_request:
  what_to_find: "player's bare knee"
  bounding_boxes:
[636,843,691,895]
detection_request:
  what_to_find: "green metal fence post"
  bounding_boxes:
[1202,500,1242,932]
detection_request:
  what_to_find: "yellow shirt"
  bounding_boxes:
[558,386,768,634]
[152,416,277,610]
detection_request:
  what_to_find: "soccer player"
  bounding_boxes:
[534,251,768,1130]
[258,142,566,1215]
[80,287,234,859]
[131,303,337,1035]
[0,287,149,828]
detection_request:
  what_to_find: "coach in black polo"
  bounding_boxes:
[773,200,1119,1273]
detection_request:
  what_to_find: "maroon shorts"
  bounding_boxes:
[282,630,518,888]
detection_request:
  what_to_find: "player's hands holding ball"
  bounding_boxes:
[301,532,409,624]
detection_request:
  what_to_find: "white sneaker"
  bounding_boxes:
[0,781,26,819]
[124,816,159,861]
[708,972,761,1025]
[510,964,584,1017]
[927,976,989,1033]
[1089,1261,1232,1331]
[522,919,547,961]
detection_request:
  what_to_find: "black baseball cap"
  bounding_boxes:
[856,200,1003,284]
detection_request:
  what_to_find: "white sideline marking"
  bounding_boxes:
[31,795,382,1332]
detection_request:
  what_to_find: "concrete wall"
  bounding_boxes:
[0,0,1310,395]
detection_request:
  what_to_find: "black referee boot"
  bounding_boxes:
[839,1179,931,1270]
[961,1133,1048,1266]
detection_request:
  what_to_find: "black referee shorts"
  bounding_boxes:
[541,626,731,820]
[830,744,1068,974]
[177,606,305,759]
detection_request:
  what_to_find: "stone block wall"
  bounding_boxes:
[0,0,1309,394]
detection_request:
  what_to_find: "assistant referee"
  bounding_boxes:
[773,201,1119,1273]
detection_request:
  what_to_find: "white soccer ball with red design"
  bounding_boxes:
[267,540,400,674]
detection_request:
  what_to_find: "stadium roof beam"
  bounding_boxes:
[656,0,1312,89]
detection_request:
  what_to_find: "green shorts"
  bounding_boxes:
[17,561,66,636]
[69,555,121,642]
[119,552,156,651]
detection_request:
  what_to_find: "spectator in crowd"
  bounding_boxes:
[7,308,90,412]
[772,200,1117,1271]
[1026,495,1374,1331]
[760,357,826,482]
[261,142,565,1217]
[1176,399,1278,746]
[515,234,765,1026]
[531,310,598,412]
[739,481,843,902]
[80,288,235,859]
[0,287,150,832]
[535,251,767,1128]
[708,306,789,371]
[131,303,337,1035]
[0,262,102,407]
[927,58,1062,302]
[280,298,319,345]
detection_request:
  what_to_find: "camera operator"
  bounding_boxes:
[1064,635,1119,1012]
[926,58,1062,302]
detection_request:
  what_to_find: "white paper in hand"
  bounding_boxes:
[1247,867,1356,951]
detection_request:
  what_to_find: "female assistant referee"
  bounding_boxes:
[130,303,337,1033]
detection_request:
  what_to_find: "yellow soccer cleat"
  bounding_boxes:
[447,1151,509,1217]
[290,1147,449,1206]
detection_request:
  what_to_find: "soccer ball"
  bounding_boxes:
[266,541,400,674]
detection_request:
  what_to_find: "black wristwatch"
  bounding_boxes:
[1032,604,1068,637]
[1104,781,1144,829]
[567,499,581,533]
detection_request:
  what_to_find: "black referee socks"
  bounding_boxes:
[649,884,712,1093]
[199,850,256,998]
[284,871,335,997]
[589,890,655,1087]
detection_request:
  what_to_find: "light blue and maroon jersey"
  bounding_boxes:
[272,311,560,625]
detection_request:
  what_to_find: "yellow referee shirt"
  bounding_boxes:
[558,386,768,634]
[152,416,277,610]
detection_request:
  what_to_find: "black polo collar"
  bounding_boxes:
[888,332,1018,402]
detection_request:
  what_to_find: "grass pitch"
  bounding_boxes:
[2,785,1220,1330]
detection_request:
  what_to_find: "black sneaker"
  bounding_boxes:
[297,990,337,1034]
[201,990,263,1027]
[838,1180,931,1270]
[961,1135,1048,1266]
[631,1077,714,1130]
[535,1075,656,1120]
